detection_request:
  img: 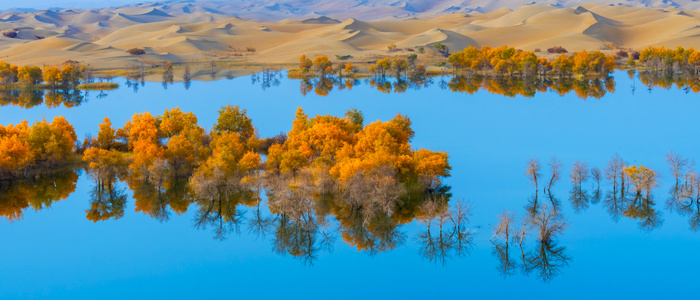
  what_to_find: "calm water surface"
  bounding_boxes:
[1,71,699,299]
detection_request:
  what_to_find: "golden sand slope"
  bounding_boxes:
[1,4,700,68]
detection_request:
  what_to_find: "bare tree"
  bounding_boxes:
[491,210,515,241]
[604,154,626,193]
[526,159,542,191]
[570,160,590,186]
[666,151,688,185]
[547,157,562,192]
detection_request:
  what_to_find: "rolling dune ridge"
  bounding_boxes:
[1,2,700,68]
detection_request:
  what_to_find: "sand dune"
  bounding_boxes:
[3,2,700,68]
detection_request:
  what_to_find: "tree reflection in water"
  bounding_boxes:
[0,88,90,109]
[0,168,79,221]
[417,198,473,265]
[491,205,570,282]
[664,152,700,231]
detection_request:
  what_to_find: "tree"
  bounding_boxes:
[526,159,541,191]
[388,43,397,52]
[623,165,657,195]
[344,108,364,127]
[43,66,61,89]
[344,62,356,75]
[391,57,408,78]
[122,112,164,179]
[17,66,42,85]
[376,58,391,77]
[0,62,18,85]
[159,107,199,138]
[313,55,333,76]
[299,54,313,72]
[95,117,116,149]
[25,116,77,164]
[0,134,34,173]
[570,161,589,186]
[547,157,562,191]
[213,104,255,145]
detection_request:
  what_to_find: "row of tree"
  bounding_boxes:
[297,55,357,77]
[0,61,86,89]
[638,46,700,74]
[81,106,451,222]
[448,46,616,77]
[0,116,77,179]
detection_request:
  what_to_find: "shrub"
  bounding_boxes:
[335,55,352,60]
[534,48,541,52]
[246,47,256,52]
[547,46,568,54]
[127,48,146,55]
[615,50,629,58]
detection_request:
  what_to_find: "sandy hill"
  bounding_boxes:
[2,2,700,67]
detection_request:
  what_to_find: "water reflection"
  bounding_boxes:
[664,152,700,231]
[4,150,700,274]
[491,205,570,282]
[0,88,98,109]
[86,175,127,222]
[6,70,700,109]
[417,199,473,265]
[0,168,78,221]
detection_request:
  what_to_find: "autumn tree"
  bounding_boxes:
[313,55,333,76]
[121,112,165,180]
[17,66,42,85]
[344,62,356,75]
[375,58,391,77]
[43,66,61,89]
[213,104,258,149]
[391,57,408,78]
[299,54,313,72]
[0,62,18,85]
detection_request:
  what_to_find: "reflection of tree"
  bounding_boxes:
[623,165,662,232]
[191,178,258,240]
[603,154,627,221]
[247,197,275,237]
[521,206,569,282]
[624,192,663,232]
[492,205,569,282]
[491,211,518,277]
[417,199,473,265]
[0,168,78,221]
[0,88,92,109]
[448,75,614,99]
[664,152,700,231]
[86,175,127,222]
[0,89,44,109]
[521,239,570,282]
[272,213,336,265]
[123,173,194,222]
[569,161,590,212]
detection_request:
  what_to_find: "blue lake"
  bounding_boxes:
[1,71,699,299]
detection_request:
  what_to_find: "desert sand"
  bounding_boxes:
[1,2,700,69]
